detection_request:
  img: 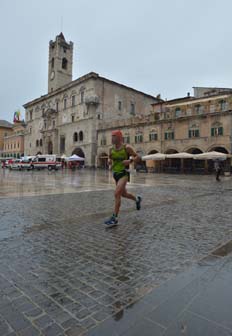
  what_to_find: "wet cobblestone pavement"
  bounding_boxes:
[0,169,232,335]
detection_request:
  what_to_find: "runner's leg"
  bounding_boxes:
[121,189,136,201]
[114,176,128,216]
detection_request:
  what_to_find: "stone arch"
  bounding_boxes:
[147,149,159,155]
[164,148,178,154]
[163,149,179,173]
[206,146,229,172]
[185,147,203,154]
[145,149,159,172]
[184,147,204,173]
[72,147,85,158]
[70,90,77,97]
[207,145,229,154]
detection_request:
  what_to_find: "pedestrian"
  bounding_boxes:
[214,160,222,181]
[104,130,142,227]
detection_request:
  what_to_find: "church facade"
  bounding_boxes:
[23,33,159,166]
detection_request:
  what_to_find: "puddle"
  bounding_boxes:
[212,240,232,257]
[24,223,50,233]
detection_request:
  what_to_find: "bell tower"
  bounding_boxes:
[48,33,73,93]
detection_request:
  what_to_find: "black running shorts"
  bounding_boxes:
[113,170,130,184]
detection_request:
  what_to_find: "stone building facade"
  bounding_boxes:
[0,120,13,157]
[23,33,159,166]
[3,122,26,158]
[97,87,232,172]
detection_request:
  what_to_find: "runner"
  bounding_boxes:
[104,130,142,227]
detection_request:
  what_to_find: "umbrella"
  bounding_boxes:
[166,152,194,159]
[68,154,85,161]
[193,151,228,160]
[142,153,166,161]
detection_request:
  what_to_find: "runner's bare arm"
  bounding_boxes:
[123,145,141,166]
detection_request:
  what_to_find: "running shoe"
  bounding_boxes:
[136,195,142,210]
[104,215,118,227]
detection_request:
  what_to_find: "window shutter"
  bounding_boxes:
[211,128,214,136]
[188,130,191,138]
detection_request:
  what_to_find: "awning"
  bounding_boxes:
[142,153,166,161]
[193,151,228,160]
[166,152,195,159]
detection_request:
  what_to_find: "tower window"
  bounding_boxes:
[51,58,54,68]
[73,132,78,142]
[81,91,84,104]
[64,98,67,109]
[79,131,84,141]
[130,103,135,115]
[62,58,68,70]
[71,95,76,107]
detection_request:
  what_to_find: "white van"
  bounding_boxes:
[31,155,62,170]
[20,156,36,170]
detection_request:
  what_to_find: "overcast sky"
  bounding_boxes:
[1,0,232,122]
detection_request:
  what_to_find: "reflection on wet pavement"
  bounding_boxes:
[0,169,232,335]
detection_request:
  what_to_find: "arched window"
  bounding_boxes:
[135,133,143,143]
[149,131,158,141]
[36,140,39,147]
[73,132,78,142]
[79,131,83,141]
[63,98,67,109]
[62,58,68,70]
[40,139,43,147]
[211,122,223,136]
[189,124,200,138]
[165,128,175,140]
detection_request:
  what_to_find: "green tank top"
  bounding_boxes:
[111,146,129,173]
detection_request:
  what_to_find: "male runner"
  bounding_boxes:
[104,130,142,227]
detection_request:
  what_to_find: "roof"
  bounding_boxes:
[193,86,232,90]
[151,96,194,106]
[0,120,13,128]
[24,72,161,108]
[58,32,65,40]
